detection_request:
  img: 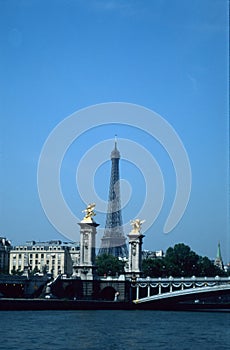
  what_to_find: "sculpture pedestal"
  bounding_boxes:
[127,232,145,277]
[74,220,99,280]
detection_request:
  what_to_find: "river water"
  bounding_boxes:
[0,310,229,350]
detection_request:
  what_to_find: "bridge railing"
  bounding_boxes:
[130,276,230,300]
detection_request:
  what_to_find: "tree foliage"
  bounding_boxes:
[96,254,125,276]
[142,243,226,278]
[142,258,164,278]
[11,268,24,276]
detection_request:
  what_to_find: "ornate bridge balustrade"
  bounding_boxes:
[131,276,230,301]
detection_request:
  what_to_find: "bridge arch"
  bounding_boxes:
[99,286,117,301]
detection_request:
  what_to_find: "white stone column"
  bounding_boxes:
[73,218,99,280]
[127,231,145,276]
[136,284,140,300]
[127,219,145,277]
[80,229,84,266]
[147,283,150,297]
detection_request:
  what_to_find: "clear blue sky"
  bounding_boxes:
[0,0,229,262]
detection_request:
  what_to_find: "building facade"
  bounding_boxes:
[9,240,80,278]
[142,249,164,260]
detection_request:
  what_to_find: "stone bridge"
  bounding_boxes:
[96,276,127,301]
[130,276,230,308]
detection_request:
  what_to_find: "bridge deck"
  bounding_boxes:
[133,283,230,304]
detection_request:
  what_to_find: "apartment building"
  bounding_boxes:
[9,240,80,278]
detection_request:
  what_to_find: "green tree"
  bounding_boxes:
[96,254,125,276]
[142,258,164,277]
[141,243,226,278]
[197,256,226,277]
[11,268,23,276]
[30,266,40,275]
[164,243,200,277]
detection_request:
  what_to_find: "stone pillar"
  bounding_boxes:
[77,221,99,280]
[127,219,145,277]
[73,203,99,280]
[128,232,145,276]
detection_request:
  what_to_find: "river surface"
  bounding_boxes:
[0,310,229,350]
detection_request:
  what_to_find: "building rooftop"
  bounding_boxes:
[12,240,80,249]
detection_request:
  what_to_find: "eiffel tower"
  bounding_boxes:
[98,138,128,257]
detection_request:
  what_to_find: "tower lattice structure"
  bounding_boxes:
[98,139,128,257]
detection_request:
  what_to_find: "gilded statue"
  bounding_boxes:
[130,218,145,234]
[82,203,96,222]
